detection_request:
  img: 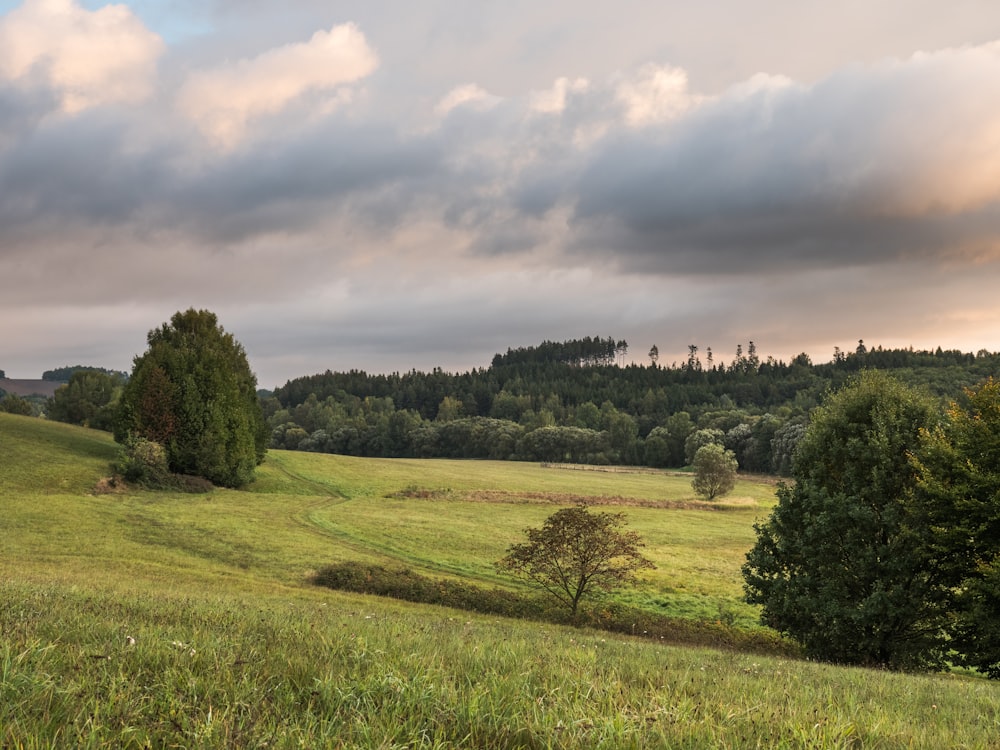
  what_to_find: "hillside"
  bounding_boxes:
[2,413,999,748]
[0,377,63,398]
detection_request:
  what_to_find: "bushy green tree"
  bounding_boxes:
[691,444,738,499]
[115,309,267,488]
[684,428,724,465]
[1,393,33,416]
[48,370,124,430]
[743,371,947,670]
[497,504,654,616]
[912,378,1000,677]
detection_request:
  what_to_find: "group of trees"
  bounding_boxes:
[264,338,1000,474]
[744,371,1000,676]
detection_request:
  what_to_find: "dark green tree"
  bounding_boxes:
[1,393,33,416]
[912,378,1000,677]
[47,370,124,431]
[497,504,654,616]
[115,309,268,488]
[742,371,947,670]
[691,443,738,499]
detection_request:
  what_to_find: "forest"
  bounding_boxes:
[260,337,1000,474]
[6,336,998,475]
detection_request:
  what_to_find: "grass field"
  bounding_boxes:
[2,412,999,748]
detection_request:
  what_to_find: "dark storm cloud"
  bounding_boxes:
[567,51,1000,274]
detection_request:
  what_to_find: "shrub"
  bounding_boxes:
[113,435,171,487]
[112,435,213,493]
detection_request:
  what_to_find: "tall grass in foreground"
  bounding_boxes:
[3,581,999,749]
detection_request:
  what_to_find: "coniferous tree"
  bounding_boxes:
[115,309,267,488]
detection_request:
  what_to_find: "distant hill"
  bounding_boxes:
[0,378,64,398]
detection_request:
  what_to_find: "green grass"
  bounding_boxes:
[2,412,1000,748]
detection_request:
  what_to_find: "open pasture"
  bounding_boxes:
[2,413,999,748]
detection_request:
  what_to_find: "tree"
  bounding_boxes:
[1,393,33,416]
[691,444,738,499]
[684,427,724,464]
[742,371,946,670]
[48,370,124,431]
[912,378,1000,677]
[115,309,268,488]
[496,504,654,616]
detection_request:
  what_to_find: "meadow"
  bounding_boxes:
[2,412,999,748]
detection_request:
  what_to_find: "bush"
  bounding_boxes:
[114,435,171,487]
[112,435,213,493]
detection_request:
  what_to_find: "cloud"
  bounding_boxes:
[177,22,378,146]
[0,0,164,112]
[4,6,1000,383]
[530,76,588,115]
[562,44,1000,275]
[436,83,500,115]
[614,64,700,126]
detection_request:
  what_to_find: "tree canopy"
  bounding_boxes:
[48,370,124,431]
[742,372,948,670]
[115,309,268,488]
[691,443,738,500]
[911,378,1000,677]
[496,504,654,616]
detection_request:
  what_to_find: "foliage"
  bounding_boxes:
[0,393,33,416]
[113,434,171,487]
[313,562,542,619]
[497,504,655,616]
[42,365,128,382]
[115,309,268,488]
[265,337,1000,472]
[912,377,1000,677]
[47,369,124,430]
[684,428,725,465]
[743,371,947,670]
[691,444,738,499]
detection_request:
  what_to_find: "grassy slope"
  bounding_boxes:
[2,412,999,748]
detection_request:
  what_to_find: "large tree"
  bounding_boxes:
[912,378,1000,677]
[742,371,948,670]
[496,504,654,616]
[115,309,268,488]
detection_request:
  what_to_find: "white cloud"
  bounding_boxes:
[435,83,500,115]
[0,0,164,112]
[615,64,701,126]
[177,22,378,146]
[529,76,589,114]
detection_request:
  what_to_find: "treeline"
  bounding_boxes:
[263,338,1000,474]
[42,365,128,382]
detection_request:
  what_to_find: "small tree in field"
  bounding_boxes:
[692,443,738,499]
[496,504,654,616]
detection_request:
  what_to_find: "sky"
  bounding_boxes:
[3,1,1000,388]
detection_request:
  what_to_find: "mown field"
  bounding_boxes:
[2,412,999,748]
